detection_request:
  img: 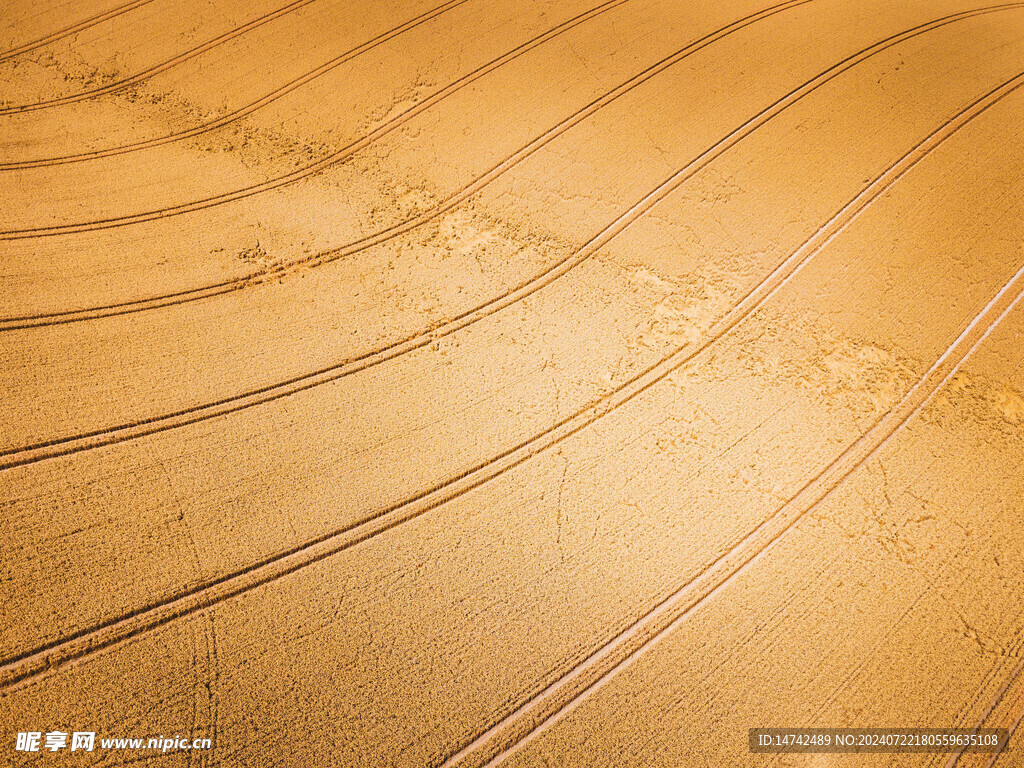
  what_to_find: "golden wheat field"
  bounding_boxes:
[1,0,1024,766]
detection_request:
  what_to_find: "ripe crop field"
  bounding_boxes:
[1,0,1023,765]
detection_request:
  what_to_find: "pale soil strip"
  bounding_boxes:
[0,6,1009,468]
[0,0,158,63]
[0,0,634,239]
[444,249,1024,768]
[0,0,810,327]
[1,61,1019,697]
[0,0,473,170]
[0,0,321,114]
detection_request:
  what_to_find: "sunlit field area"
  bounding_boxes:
[2,1,1023,765]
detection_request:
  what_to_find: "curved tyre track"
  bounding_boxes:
[0,0,472,171]
[0,0,632,239]
[0,0,158,64]
[0,0,812,329]
[443,252,1024,768]
[0,0,320,115]
[1,58,1019,696]
[0,6,1016,471]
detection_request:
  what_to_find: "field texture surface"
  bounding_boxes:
[1,1,1023,765]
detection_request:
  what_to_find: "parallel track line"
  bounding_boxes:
[0,0,321,115]
[0,0,157,64]
[447,256,1024,768]
[0,0,471,170]
[2,6,1016,473]
[0,0,632,237]
[2,42,1018,697]
[0,0,810,327]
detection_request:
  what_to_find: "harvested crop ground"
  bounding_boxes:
[1,0,1023,765]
